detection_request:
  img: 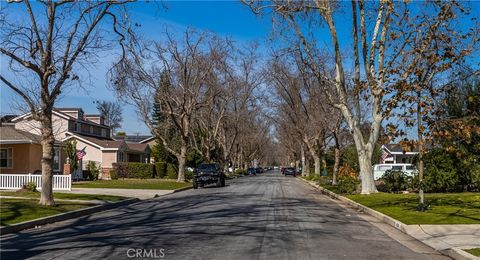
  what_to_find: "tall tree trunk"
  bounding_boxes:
[417,91,425,211]
[332,131,340,185]
[313,155,320,176]
[301,144,309,176]
[206,148,211,163]
[332,147,340,185]
[39,110,55,206]
[345,106,379,194]
[177,141,187,182]
[358,149,377,194]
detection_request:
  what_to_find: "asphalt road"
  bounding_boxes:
[1,171,449,260]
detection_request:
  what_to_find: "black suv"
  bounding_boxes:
[193,163,226,189]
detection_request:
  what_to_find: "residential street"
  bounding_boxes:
[1,171,448,260]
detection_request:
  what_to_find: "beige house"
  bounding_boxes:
[0,125,65,174]
[0,108,150,179]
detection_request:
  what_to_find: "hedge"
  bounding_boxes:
[155,162,167,178]
[166,163,178,179]
[112,162,154,179]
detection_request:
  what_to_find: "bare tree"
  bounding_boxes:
[110,29,230,182]
[244,0,475,194]
[95,100,123,133]
[267,55,333,176]
[0,0,132,205]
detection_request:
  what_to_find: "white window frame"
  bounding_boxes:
[0,148,13,169]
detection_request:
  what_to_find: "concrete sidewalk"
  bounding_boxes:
[405,225,480,255]
[298,178,480,259]
[62,188,174,199]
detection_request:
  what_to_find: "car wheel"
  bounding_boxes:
[193,180,198,189]
[221,177,225,187]
[216,177,223,187]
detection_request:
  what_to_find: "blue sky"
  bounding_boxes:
[1,1,478,137]
[0,1,272,135]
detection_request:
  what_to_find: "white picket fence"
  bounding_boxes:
[0,174,71,191]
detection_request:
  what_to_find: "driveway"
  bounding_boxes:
[0,171,448,259]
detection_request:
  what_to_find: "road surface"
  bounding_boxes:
[1,171,448,259]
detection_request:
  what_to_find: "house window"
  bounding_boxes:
[0,148,13,168]
[118,151,124,162]
[53,147,60,171]
[101,128,106,137]
[89,126,93,134]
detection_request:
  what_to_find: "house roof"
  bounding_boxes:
[0,115,18,123]
[0,125,42,144]
[383,144,419,154]
[12,108,109,129]
[64,132,149,153]
[79,135,124,149]
[63,132,125,151]
[113,134,154,143]
[126,143,150,153]
[56,108,83,111]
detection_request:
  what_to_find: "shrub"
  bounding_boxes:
[422,149,460,192]
[166,163,178,179]
[23,181,37,192]
[470,165,480,191]
[110,169,118,180]
[336,176,359,195]
[127,163,154,179]
[155,162,167,178]
[88,161,100,180]
[235,169,246,176]
[378,170,410,193]
[112,162,154,179]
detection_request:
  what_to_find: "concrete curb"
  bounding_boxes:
[297,178,477,260]
[298,178,408,232]
[172,186,193,193]
[444,248,480,260]
[0,198,140,236]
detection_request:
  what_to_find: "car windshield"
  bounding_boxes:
[197,164,218,171]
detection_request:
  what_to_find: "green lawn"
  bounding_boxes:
[345,192,480,225]
[0,198,92,226]
[72,179,191,190]
[464,248,480,257]
[0,190,127,202]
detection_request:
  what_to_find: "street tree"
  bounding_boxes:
[110,29,230,182]
[244,0,477,194]
[96,100,123,133]
[0,0,133,205]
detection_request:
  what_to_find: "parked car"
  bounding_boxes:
[193,163,225,189]
[373,163,416,180]
[247,167,257,175]
[283,167,297,177]
[255,167,264,174]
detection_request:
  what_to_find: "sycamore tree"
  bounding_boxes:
[244,0,477,194]
[0,0,133,205]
